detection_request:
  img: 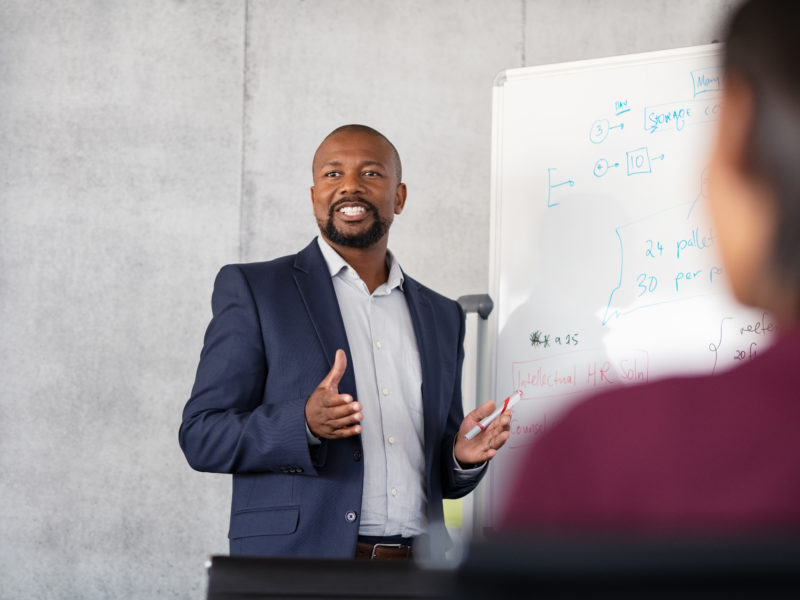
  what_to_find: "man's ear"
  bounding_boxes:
[394,183,407,215]
[310,185,316,205]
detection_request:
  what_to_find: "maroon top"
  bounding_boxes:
[501,329,800,535]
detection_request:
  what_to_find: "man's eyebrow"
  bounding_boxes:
[319,160,343,170]
[318,160,387,170]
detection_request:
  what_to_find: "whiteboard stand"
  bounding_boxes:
[457,293,494,541]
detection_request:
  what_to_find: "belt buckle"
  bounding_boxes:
[371,543,405,559]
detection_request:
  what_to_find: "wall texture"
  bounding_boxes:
[0,1,737,597]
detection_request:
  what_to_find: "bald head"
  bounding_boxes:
[313,124,402,182]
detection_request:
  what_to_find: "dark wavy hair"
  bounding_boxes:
[724,0,800,296]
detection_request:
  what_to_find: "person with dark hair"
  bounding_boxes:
[180,125,511,558]
[502,0,800,534]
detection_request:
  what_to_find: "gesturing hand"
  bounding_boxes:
[305,349,362,439]
[454,400,512,466]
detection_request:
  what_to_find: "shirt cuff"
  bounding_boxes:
[452,444,486,480]
[306,422,322,446]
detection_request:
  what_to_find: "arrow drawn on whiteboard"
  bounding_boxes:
[653,153,665,161]
[551,179,575,188]
[593,159,621,178]
[547,167,575,207]
[589,119,624,144]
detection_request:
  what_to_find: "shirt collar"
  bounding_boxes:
[316,236,405,292]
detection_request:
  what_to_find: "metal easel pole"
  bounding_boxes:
[457,294,494,541]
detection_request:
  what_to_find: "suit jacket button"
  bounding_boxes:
[345,511,358,523]
[353,449,362,461]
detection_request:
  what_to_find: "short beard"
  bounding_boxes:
[319,199,392,249]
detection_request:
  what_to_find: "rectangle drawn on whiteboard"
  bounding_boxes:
[512,349,649,400]
[691,67,723,97]
[644,98,722,133]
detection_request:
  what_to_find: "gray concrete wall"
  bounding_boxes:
[0,1,737,597]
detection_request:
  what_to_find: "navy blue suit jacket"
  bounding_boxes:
[179,239,481,558]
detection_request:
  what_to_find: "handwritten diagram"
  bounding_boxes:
[546,167,574,207]
[489,49,773,522]
[544,66,724,207]
[601,203,722,325]
[708,312,775,374]
[589,118,624,144]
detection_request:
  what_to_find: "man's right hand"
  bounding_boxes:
[305,349,362,439]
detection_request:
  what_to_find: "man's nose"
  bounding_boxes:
[339,171,364,194]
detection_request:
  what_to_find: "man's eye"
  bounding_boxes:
[324,171,341,177]
[363,170,381,177]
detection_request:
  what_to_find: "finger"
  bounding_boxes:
[489,430,511,451]
[315,422,362,440]
[318,392,356,410]
[329,423,362,438]
[484,410,512,433]
[319,349,347,392]
[321,401,362,421]
[467,400,496,422]
[326,411,363,431]
[461,404,511,441]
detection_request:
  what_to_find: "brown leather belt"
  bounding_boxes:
[355,541,413,560]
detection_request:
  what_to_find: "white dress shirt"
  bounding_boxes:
[313,237,481,538]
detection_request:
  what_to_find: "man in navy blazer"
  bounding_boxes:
[180,125,511,559]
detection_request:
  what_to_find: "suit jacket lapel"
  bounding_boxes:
[402,273,440,464]
[292,239,357,397]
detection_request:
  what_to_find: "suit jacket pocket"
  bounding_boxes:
[228,505,300,540]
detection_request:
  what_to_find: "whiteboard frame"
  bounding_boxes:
[485,43,722,531]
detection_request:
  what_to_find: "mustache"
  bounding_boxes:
[329,197,377,215]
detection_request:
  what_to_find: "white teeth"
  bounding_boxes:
[339,206,366,215]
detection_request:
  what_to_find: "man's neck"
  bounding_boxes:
[325,237,390,294]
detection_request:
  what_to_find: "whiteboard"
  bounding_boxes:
[484,45,777,527]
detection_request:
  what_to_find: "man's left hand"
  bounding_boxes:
[454,400,512,467]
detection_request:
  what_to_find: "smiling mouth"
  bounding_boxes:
[321,198,390,248]
[331,198,375,221]
[339,205,367,216]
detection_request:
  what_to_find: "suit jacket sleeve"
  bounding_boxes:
[439,301,486,499]
[179,264,320,475]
